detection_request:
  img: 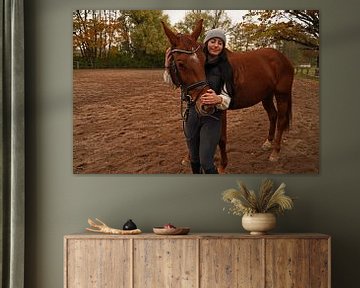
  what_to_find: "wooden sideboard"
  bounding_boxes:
[64,233,330,288]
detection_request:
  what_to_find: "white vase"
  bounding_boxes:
[242,213,276,235]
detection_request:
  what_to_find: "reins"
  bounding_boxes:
[169,44,214,121]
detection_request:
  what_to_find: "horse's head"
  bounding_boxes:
[161,20,213,115]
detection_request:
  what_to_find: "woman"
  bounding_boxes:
[164,28,234,174]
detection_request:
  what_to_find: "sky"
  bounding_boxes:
[163,10,248,25]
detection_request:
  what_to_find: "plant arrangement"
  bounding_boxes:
[222,179,294,216]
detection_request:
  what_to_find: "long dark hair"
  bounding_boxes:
[203,43,235,99]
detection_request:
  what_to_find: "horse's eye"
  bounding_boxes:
[176,61,186,70]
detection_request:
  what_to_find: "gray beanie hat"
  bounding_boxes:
[204,28,226,46]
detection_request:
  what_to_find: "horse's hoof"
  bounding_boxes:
[262,139,272,151]
[218,166,226,174]
[269,152,279,162]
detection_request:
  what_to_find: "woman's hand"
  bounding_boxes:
[164,47,172,68]
[200,89,222,105]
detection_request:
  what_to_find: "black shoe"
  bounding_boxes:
[203,167,218,174]
[190,162,202,174]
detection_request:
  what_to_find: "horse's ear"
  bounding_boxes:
[190,19,203,41]
[161,21,178,46]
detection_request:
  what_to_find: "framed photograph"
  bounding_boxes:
[73,10,319,174]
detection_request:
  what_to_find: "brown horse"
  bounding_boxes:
[162,20,294,173]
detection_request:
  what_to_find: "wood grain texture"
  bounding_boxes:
[133,239,198,288]
[65,239,131,288]
[265,239,311,287]
[200,239,264,288]
[309,239,330,288]
[64,233,330,240]
[64,233,330,288]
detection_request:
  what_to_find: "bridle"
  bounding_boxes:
[169,44,213,118]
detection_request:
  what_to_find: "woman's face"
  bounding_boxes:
[207,37,224,57]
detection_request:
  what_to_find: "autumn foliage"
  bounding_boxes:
[73,10,319,68]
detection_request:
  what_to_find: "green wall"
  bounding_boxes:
[25,1,360,287]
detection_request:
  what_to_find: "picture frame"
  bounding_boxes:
[73,9,320,174]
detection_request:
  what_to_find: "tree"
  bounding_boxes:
[73,10,122,66]
[125,10,169,55]
[174,10,232,42]
[234,10,319,68]
[73,10,170,68]
[242,10,319,50]
[228,22,274,51]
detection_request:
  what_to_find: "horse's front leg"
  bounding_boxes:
[218,111,228,173]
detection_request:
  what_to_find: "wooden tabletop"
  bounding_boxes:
[64,232,330,240]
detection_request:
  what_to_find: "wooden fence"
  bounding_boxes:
[295,66,319,78]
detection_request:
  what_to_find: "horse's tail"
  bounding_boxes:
[286,88,292,131]
[286,65,295,131]
[275,62,293,132]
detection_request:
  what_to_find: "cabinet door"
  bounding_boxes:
[200,239,264,288]
[65,239,131,288]
[266,239,309,287]
[265,238,329,288]
[309,239,330,288]
[133,239,198,288]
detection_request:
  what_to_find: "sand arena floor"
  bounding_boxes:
[73,69,319,174]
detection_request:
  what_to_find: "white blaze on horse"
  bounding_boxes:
[162,20,294,173]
